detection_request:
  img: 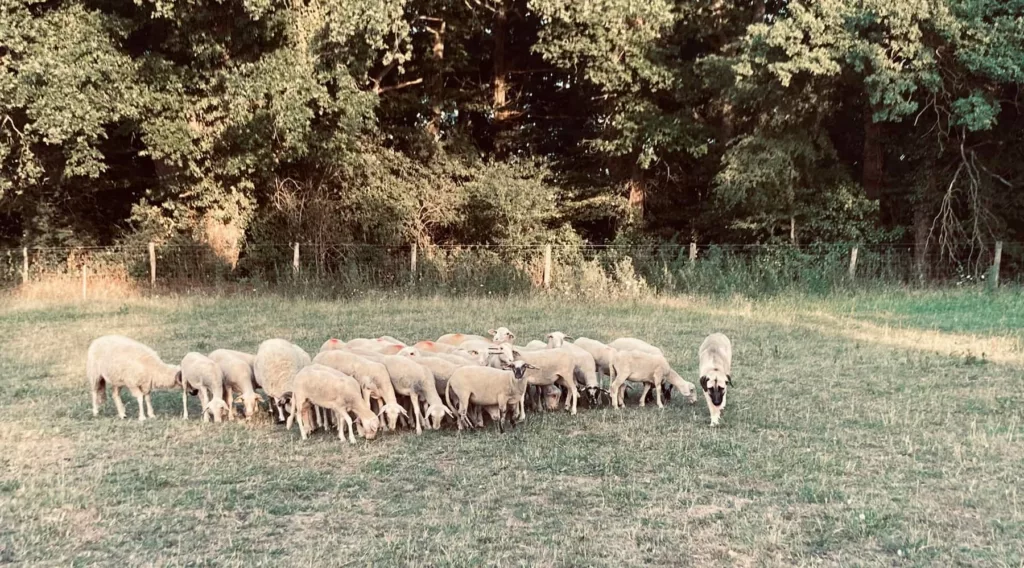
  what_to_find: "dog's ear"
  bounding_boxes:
[699,376,709,392]
[726,374,733,385]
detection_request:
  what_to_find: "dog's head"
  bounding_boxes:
[699,369,731,407]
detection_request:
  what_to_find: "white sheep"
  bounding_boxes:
[254,339,311,423]
[609,350,696,409]
[489,327,515,343]
[377,335,404,345]
[437,332,487,346]
[445,360,536,432]
[312,350,406,430]
[545,332,604,405]
[698,333,733,427]
[283,364,381,443]
[346,349,453,434]
[522,340,548,351]
[490,343,579,415]
[86,335,181,421]
[180,352,230,422]
[209,349,263,420]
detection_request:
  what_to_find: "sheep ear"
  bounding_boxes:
[174,370,183,386]
[525,363,539,370]
[726,374,733,386]
[545,334,552,340]
[564,336,573,341]
[488,329,497,335]
[699,376,709,392]
[508,332,515,340]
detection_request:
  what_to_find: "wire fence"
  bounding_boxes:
[1,240,1019,298]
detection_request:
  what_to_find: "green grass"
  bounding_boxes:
[1,290,1022,566]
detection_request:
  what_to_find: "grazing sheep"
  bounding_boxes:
[545,332,604,405]
[608,337,664,356]
[209,349,263,420]
[489,327,515,344]
[437,333,487,346]
[522,340,548,351]
[446,361,537,432]
[254,339,311,422]
[319,338,346,353]
[312,350,406,430]
[347,349,452,434]
[180,352,230,422]
[609,350,696,409]
[491,343,579,415]
[698,333,733,427]
[86,335,181,421]
[282,364,381,443]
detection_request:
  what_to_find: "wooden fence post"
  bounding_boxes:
[148,242,156,285]
[689,242,697,262]
[82,265,88,300]
[410,243,418,281]
[292,243,300,274]
[992,241,1003,288]
[848,246,859,279]
[21,247,28,284]
[543,245,552,288]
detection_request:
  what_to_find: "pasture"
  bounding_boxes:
[1,291,1022,566]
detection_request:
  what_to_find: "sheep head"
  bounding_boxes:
[501,360,537,381]
[489,327,515,343]
[425,403,452,430]
[235,392,265,418]
[545,331,572,348]
[203,398,230,422]
[357,415,381,440]
[377,403,408,430]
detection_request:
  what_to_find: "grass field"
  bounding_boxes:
[1,290,1022,566]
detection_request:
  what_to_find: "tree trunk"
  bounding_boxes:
[913,201,931,282]
[492,0,510,154]
[862,112,883,201]
[426,20,446,140]
[626,163,646,224]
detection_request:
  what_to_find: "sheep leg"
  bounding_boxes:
[128,386,147,421]
[91,382,104,417]
[111,386,127,419]
[296,402,308,440]
[181,385,189,420]
[609,374,628,409]
[198,388,211,423]
[225,387,236,421]
[144,393,155,419]
[654,377,664,409]
[316,406,324,430]
[411,396,424,434]
[342,413,356,444]
[638,384,651,408]
[275,398,286,422]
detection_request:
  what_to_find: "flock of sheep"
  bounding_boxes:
[86,327,735,442]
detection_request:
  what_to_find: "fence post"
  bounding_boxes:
[292,243,300,274]
[148,242,156,286]
[848,246,859,279]
[689,242,697,262]
[82,265,88,300]
[992,241,1003,288]
[21,247,28,284]
[543,244,552,288]
[410,243,418,281]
